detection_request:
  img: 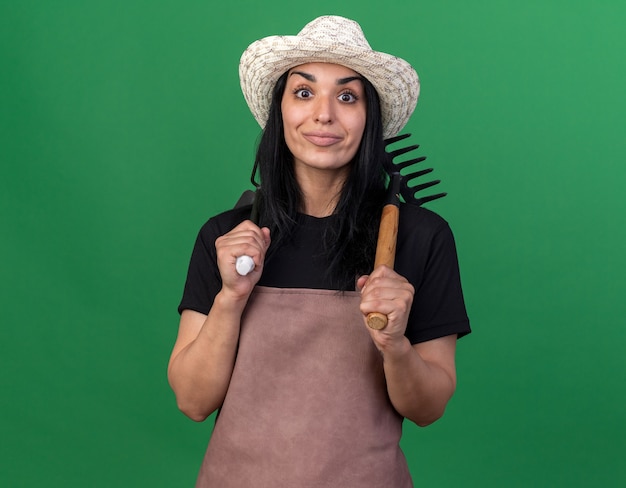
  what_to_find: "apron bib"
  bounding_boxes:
[196,287,413,488]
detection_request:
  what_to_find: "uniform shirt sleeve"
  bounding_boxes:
[177,207,251,315]
[395,205,471,344]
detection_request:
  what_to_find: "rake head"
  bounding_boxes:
[383,133,447,206]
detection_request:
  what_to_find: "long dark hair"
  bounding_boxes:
[253,70,387,289]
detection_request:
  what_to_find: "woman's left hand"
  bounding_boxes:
[357,266,415,352]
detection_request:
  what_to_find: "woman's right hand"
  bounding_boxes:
[215,220,271,298]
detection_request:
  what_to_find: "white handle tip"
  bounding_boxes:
[235,255,255,276]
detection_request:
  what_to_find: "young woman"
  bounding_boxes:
[169,16,470,487]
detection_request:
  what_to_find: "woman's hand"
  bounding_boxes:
[357,266,415,353]
[215,221,271,299]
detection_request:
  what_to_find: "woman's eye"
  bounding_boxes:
[339,92,358,103]
[295,88,312,99]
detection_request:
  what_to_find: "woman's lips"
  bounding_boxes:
[303,132,343,147]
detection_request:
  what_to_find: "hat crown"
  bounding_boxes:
[296,16,372,50]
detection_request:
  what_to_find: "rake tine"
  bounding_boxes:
[388,144,421,159]
[384,133,412,145]
[392,156,427,172]
[408,178,441,192]
[402,167,433,179]
[404,178,445,205]
[414,192,447,206]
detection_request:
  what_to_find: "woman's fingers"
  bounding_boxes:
[215,221,271,285]
[359,266,414,332]
[217,222,267,256]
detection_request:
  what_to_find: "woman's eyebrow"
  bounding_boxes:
[290,71,315,82]
[289,71,363,86]
[336,76,363,85]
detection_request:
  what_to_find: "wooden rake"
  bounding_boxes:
[366,134,446,330]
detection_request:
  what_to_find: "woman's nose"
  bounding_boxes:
[314,96,333,124]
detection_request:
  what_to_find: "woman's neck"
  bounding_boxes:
[296,167,349,217]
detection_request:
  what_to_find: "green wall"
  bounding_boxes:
[2,1,625,486]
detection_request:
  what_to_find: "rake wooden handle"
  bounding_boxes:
[366,203,399,330]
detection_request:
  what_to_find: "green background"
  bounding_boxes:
[2,0,625,486]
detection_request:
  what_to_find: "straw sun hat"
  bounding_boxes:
[239,15,420,139]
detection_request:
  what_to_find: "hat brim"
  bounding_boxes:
[239,34,420,139]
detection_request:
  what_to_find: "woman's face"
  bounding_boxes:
[281,62,367,177]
